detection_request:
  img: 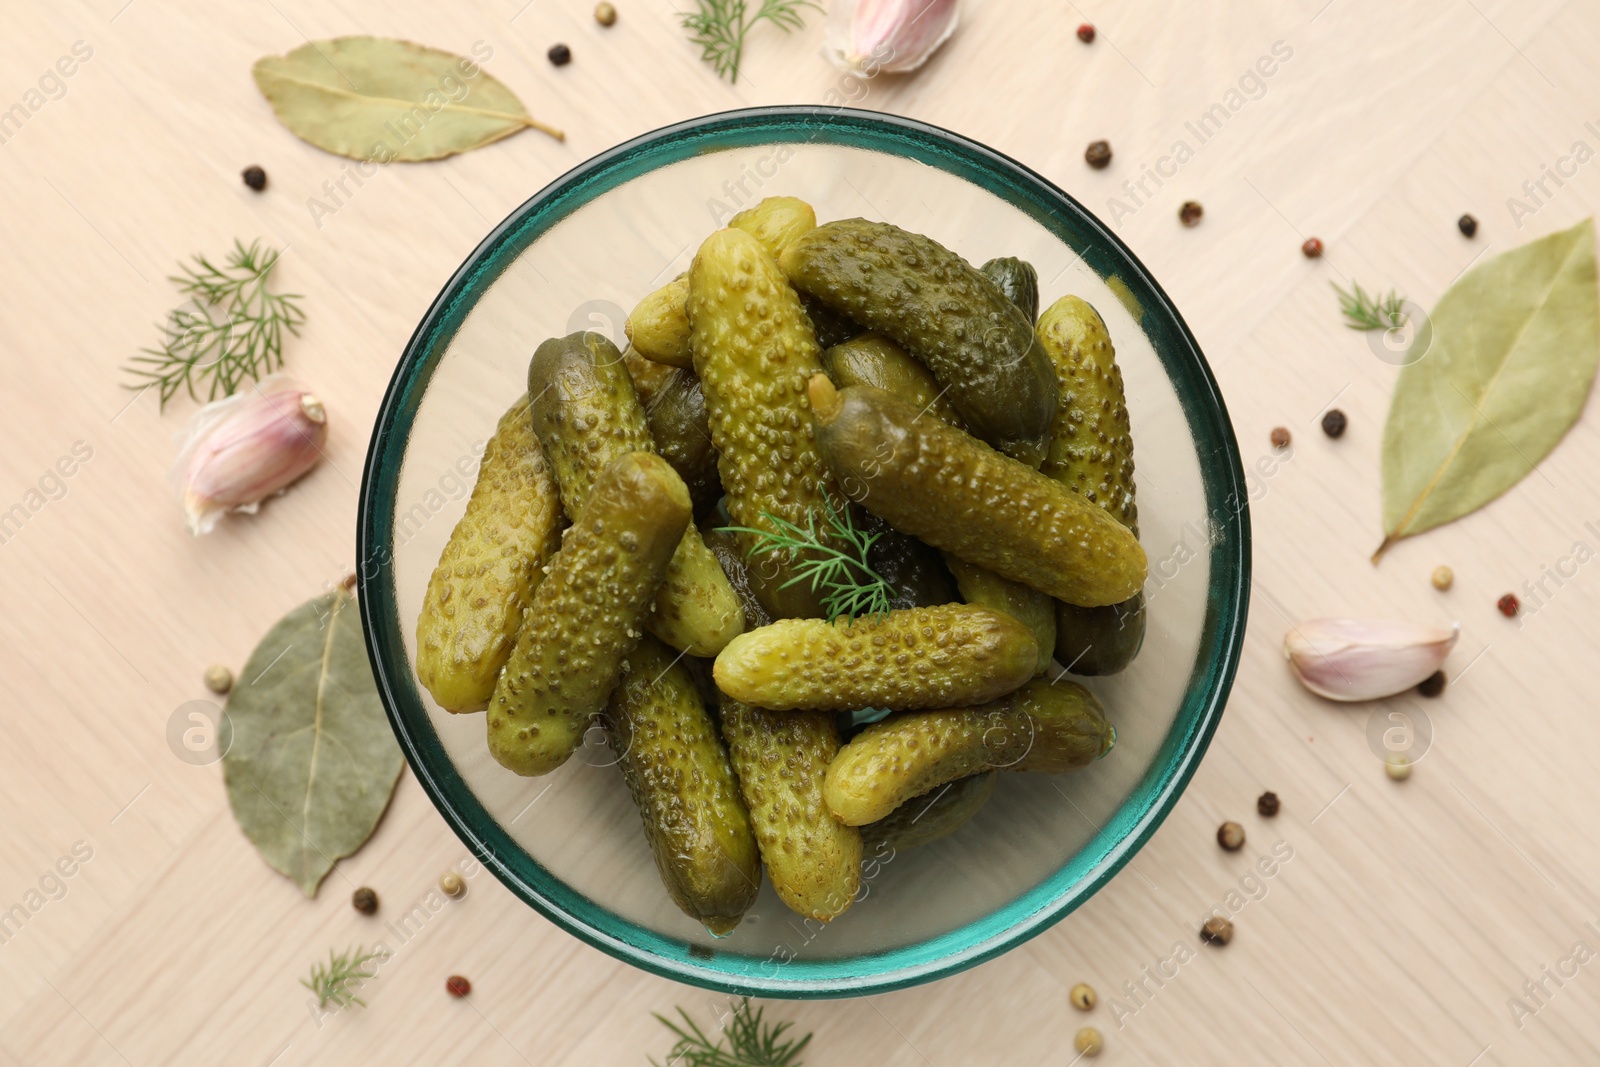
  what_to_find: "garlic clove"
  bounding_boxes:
[825,0,960,75]
[1283,618,1458,702]
[172,375,329,535]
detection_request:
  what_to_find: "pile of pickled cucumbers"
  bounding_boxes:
[415,197,1149,933]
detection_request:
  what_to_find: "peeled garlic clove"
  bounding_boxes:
[173,375,328,535]
[1283,618,1458,702]
[825,0,960,75]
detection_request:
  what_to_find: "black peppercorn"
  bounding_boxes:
[1257,791,1280,817]
[1179,201,1203,227]
[1458,214,1478,238]
[1321,408,1347,438]
[1084,140,1112,169]
[1418,670,1446,698]
[548,43,572,66]
[351,886,378,915]
[241,165,267,192]
[1201,916,1234,945]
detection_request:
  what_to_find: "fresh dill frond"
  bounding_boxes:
[720,493,894,623]
[300,945,382,1010]
[652,998,811,1067]
[1333,280,1407,332]
[125,238,305,410]
[680,0,821,83]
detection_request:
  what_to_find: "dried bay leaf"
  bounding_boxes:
[1377,217,1599,559]
[252,37,563,163]
[223,589,402,897]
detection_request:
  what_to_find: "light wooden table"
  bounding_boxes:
[3,0,1599,1063]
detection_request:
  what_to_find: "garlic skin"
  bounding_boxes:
[173,375,328,534]
[825,0,959,75]
[1283,618,1458,702]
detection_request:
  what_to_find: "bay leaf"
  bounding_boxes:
[1377,217,1599,559]
[223,588,403,897]
[252,37,563,163]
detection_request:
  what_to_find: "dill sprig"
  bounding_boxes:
[720,494,893,622]
[1334,281,1407,332]
[301,945,382,1010]
[652,998,811,1067]
[680,0,821,83]
[125,238,305,410]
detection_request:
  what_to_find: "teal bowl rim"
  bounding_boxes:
[356,105,1250,999]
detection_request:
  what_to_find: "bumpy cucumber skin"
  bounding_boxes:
[980,257,1041,325]
[626,276,695,368]
[811,380,1147,607]
[824,678,1114,825]
[1036,297,1138,534]
[624,343,680,406]
[727,196,817,256]
[1036,295,1146,674]
[713,604,1039,713]
[487,452,691,777]
[688,227,840,620]
[719,694,862,921]
[627,197,819,368]
[416,396,565,713]
[862,772,997,853]
[822,333,963,426]
[780,219,1057,465]
[605,637,761,933]
[943,554,1055,676]
[529,331,743,655]
[643,369,720,516]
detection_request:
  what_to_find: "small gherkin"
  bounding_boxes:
[1035,296,1147,675]
[861,772,998,853]
[688,226,840,620]
[604,636,760,934]
[825,678,1115,827]
[718,694,862,921]
[415,394,564,713]
[486,452,690,777]
[713,604,1039,714]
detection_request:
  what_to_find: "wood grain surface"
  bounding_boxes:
[2,0,1598,1063]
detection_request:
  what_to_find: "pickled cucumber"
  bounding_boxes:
[801,294,862,349]
[528,331,743,656]
[688,227,840,620]
[862,772,997,853]
[718,694,862,921]
[702,519,776,631]
[624,344,678,407]
[824,678,1114,826]
[627,197,819,368]
[808,376,1147,607]
[780,219,1057,465]
[416,395,565,713]
[487,452,691,777]
[604,636,760,933]
[942,554,1055,676]
[980,257,1040,324]
[642,369,720,515]
[1036,295,1145,674]
[821,333,962,426]
[713,604,1039,713]
[865,513,960,611]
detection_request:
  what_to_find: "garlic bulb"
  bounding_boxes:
[173,376,328,534]
[1283,618,1458,702]
[824,0,960,75]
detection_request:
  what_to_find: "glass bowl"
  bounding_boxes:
[356,106,1250,998]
